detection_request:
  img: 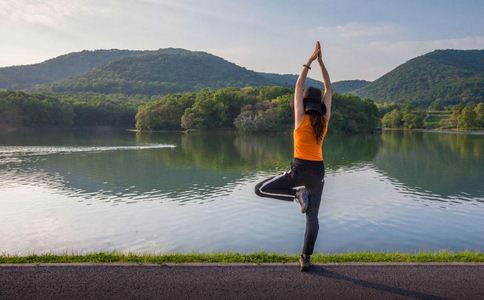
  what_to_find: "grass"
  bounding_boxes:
[1,251,483,264]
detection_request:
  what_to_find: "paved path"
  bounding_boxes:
[1,263,483,299]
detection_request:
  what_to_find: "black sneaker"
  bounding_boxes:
[295,188,310,213]
[299,254,312,272]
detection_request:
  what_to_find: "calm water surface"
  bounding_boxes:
[0,129,483,254]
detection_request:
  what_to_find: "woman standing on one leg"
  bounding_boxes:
[254,41,332,271]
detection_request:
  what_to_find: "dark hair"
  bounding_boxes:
[302,86,327,143]
[303,86,322,102]
[308,112,326,144]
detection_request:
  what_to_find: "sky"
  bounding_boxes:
[1,0,483,81]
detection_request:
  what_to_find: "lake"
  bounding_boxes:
[0,129,483,255]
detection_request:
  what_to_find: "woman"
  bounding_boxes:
[254,41,332,271]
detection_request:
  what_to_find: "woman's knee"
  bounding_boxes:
[254,178,273,197]
[254,181,264,197]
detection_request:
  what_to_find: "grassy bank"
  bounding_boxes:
[1,251,483,264]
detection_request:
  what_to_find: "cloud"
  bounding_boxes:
[0,0,110,26]
[369,36,484,57]
[138,0,266,29]
[338,35,484,80]
[306,21,484,80]
[313,22,396,39]
[206,46,254,59]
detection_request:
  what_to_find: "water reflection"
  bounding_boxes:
[1,129,483,254]
[0,129,483,205]
[373,131,484,200]
[134,131,381,172]
[0,131,378,205]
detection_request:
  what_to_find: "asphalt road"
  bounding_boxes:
[1,263,483,299]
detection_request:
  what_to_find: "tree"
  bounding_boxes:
[234,102,282,131]
[0,91,74,127]
[136,93,195,130]
[329,94,379,133]
[401,108,424,129]
[474,103,484,127]
[440,106,461,129]
[430,99,444,110]
[381,109,402,128]
[457,105,478,130]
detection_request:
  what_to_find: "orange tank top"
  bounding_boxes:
[293,114,328,161]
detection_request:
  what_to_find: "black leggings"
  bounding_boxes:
[254,158,325,255]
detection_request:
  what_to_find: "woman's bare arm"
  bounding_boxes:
[295,42,320,128]
[317,47,332,121]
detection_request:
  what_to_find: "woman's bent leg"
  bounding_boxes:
[254,170,296,201]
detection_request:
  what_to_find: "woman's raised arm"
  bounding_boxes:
[294,42,320,128]
[317,46,332,121]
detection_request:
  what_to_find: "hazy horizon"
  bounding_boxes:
[1,0,483,81]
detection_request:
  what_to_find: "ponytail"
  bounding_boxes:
[309,114,326,144]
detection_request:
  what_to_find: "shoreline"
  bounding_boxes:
[2,251,483,264]
[2,126,482,135]
[381,128,484,135]
[127,128,484,135]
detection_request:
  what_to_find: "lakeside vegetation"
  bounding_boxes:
[380,102,484,130]
[1,251,483,264]
[0,91,149,127]
[0,87,380,133]
[136,86,379,132]
[1,87,481,132]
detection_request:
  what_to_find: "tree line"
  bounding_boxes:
[439,103,484,130]
[380,102,484,130]
[0,91,147,127]
[3,88,482,132]
[135,86,380,133]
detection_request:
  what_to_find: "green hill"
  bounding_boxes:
[259,73,368,93]
[354,49,484,105]
[332,80,370,93]
[1,48,372,96]
[1,48,369,96]
[258,72,322,88]
[34,48,275,95]
[0,49,147,89]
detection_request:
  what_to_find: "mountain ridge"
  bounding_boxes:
[0,49,150,89]
[0,48,366,95]
[354,49,484,105]
[2,48,482,104]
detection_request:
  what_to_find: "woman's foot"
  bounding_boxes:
[299,254,312,272]
[295,188,310,213]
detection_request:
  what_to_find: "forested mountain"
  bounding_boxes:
[2,48,482,104]
[354,49,484,105]
[259,73,368,94]
[258,72,323,88]
[0,49,147,89]
[332,80,370,93]
[32,48,276,95]
[1,48,368,96]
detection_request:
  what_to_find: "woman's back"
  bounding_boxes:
[293,114,328,161]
